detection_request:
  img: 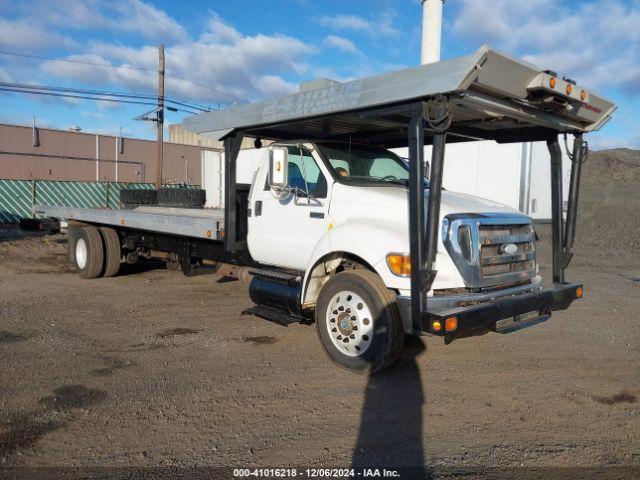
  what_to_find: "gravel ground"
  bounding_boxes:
[0,150,639,479]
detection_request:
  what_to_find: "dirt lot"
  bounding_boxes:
[0,150,639,479]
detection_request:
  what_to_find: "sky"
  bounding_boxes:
[0,0,639,150]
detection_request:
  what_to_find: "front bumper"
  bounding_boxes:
[397,282,583,342]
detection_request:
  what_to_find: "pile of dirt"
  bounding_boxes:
[573,148,640,264]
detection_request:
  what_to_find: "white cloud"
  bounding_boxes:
[111,0,187,42]
[315,13,400,37]
[40,13,317,103]
[0,18,74,51]
[323,35,359,54]
[9,0,186,41]
[452,0,640,92]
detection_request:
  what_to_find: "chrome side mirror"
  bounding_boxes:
[269,147,288,190]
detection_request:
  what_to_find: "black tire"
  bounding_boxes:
[156,188,206,208]
[120,189,157,208]
[99,227,121,277]
[315,269,404,373]
[73,226,104,279]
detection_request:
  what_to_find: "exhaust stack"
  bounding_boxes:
[421,0,444,65]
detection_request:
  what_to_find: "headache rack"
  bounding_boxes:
[182,44,615,332]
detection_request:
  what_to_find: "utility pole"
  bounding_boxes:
[156,43,165,188]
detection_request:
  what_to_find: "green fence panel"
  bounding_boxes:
[0,179,32,223]
[0,180,198,223]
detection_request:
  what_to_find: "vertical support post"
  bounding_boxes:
[564,133,584,255]
[114,136,119,182]
[32,116,40,147]
[519,142,533,214]
[425,127,446,276]
[408,103,426,331]
[156,43,165,188]
[223,133,244,253]
[31,180,36,218]
[547,137,564,284]
[95,134,100,182]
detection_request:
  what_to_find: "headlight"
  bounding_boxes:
[457,224,473,263]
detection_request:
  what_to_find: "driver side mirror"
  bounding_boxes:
[269,146,288,190]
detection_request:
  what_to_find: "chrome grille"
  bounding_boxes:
[479,223,535,280]
[442,214,537,289]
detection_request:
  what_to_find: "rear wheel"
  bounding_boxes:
[99,227,121,277]
[73,226,104,279]
[315,269,404,373]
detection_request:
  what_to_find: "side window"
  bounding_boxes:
[287,147,327,198]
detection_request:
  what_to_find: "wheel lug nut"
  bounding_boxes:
[350,334,355,339]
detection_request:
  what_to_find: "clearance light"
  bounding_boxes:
[445,316,458,332]
[566,84,573,95]
[432,320,442,332]
[549,77,557,89]
[576,286,584,299]
[386,254,411,277]
[580,90,587,101]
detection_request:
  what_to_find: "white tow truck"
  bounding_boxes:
[37,46,615,372]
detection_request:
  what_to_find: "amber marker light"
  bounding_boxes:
[566,84,573,95]
[432,320,442,332]
[445,316,458,332]
[576,286,584,299]
[580,90,587,101]
[549,77,557,89]
[386,253,411,277]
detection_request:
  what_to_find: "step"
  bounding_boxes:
[242,306,310,327]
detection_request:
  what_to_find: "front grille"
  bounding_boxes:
[443,214,537,289]
[479,223,535,280]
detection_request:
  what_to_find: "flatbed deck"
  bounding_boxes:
[34,205,224,240]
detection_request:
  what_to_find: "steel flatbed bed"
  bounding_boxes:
[33,205,224,241]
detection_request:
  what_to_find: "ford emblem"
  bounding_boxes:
[501,243,518,255]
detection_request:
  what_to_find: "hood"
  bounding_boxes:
[330,183,522,222]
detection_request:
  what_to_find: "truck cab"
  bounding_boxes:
[245,140,544,371]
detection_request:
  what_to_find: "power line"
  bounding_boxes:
[0,48,248,104]
[0,49,154,72]
[0,86,202,114]
[0,81,211,112]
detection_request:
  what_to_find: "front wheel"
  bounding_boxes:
[315,269,404,373]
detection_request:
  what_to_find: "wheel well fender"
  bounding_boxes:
[301,251,378,308]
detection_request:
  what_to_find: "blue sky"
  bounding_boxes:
[0,0,639,150]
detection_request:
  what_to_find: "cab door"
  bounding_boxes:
[247,145,332,270]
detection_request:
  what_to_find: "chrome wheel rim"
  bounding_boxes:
[75,238,88,269]
[325,290,374,357]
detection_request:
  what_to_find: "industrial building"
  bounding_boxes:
[0,122,213,185]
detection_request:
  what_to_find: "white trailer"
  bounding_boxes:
[393,137,575,220]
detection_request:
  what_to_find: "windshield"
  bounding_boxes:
[316,142,417,186]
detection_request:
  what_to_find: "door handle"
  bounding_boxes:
[310,212,324,219]
[255,200,262,216]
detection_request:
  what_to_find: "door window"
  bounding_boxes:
[287,146,327,198]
